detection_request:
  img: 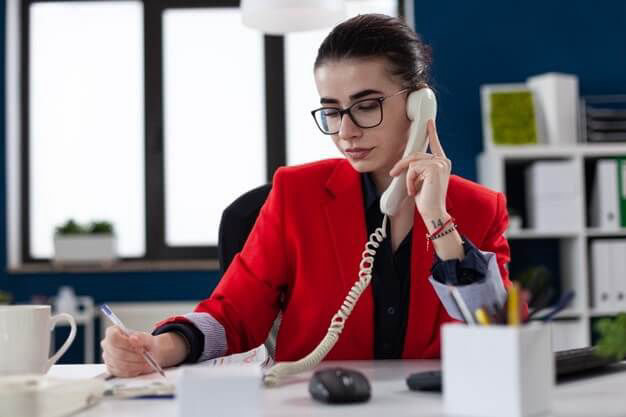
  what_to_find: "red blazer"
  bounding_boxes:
[195,158,511,361]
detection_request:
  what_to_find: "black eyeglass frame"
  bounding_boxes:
[310,87,412,135]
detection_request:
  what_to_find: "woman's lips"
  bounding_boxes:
[345,147,373,160]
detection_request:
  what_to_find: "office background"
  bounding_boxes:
[1,1,625,359]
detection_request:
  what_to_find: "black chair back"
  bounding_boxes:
[217,184,272,275]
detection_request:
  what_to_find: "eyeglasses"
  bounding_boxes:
[311,88,410,135]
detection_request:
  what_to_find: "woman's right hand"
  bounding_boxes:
[101,326,188,377]
[101,326,160,377]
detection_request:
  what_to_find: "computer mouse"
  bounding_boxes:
[308,367,371,404]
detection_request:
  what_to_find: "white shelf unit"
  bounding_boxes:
[477,143,626,351]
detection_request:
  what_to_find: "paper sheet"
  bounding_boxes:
[103,346,268,398]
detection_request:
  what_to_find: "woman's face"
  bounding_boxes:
[313,58,411,178]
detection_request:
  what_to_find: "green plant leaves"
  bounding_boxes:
[595,313,626,360]
[55,219,114,235]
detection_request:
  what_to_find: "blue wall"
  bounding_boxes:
[1,1,626,341]
[414,1,626,180]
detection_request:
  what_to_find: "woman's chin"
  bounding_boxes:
[346,158,376,173]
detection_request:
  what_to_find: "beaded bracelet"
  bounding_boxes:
[429,223,458,240]
[425,223,458,251]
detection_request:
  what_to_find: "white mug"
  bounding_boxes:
[0,305,77,375]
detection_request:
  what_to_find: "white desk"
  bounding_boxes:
[50,361,626,417]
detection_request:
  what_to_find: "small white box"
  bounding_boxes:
[443,323,553,417]
[177,364,262,417]
[525,161,581,231]
[527,73,579,145]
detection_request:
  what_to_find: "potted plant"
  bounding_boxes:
[53,219,117,265]
[595,313,626,360]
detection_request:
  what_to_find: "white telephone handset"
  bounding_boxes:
[380,88,438,216]
[263,88,438,387]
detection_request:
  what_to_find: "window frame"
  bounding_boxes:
[18,0,403,264]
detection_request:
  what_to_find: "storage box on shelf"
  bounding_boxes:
[477,143,626,350]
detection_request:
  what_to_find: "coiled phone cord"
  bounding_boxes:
[263,214,388,387]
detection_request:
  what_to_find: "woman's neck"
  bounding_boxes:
[371,169,393,194]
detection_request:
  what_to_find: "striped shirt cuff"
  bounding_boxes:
[182,312,228,362]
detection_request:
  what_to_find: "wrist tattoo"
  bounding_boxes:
[431,218,445,229]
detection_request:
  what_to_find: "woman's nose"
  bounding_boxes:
[337,113,361,140]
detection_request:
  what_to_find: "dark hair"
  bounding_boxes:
[314,14,432,90]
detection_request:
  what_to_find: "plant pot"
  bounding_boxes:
[53,234,117,265]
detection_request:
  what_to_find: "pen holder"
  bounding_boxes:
[442,323,553,417]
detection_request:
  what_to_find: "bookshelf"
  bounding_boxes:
[477,143,626,351]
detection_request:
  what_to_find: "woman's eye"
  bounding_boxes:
[354,102,378,111]
[323,109,340,119]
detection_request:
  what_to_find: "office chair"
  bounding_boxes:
[217,184,272,275]
[217,184,281,359]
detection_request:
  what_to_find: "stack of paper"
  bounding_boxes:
[582,96,626,143]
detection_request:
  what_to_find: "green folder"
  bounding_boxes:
[617,157,626,228]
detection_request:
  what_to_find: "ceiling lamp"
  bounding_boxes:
[241,0,346,35]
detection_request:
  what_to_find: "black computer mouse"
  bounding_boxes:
[308,367,371,404]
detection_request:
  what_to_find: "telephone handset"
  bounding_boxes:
[380,88,438,216]
[263,88,438,387]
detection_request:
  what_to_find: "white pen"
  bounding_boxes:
[100,304,166,378]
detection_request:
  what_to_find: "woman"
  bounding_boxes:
[101,14,512,377]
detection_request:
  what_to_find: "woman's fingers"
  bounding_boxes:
[391,120,449,177]
[389,153,436,176]
[427,119,447,158]
[128,332,155,352]
[103,354,148,378]
[404,158,450,195]
[102,341,148,365]
[102,348,151,377]
[406,161,423,196]
[101,325,156,377]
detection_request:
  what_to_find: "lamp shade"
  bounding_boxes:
[241,0,346,35]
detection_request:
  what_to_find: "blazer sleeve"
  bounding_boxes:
[487,192,528,317]
[428,192,518,321]
[482,192,512,287]
[192,168,292,355]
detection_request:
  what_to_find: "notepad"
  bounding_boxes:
[104,380,175,399]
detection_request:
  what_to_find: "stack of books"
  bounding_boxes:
[581,95,626,143]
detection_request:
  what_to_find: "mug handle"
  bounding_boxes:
[47,312,77,371]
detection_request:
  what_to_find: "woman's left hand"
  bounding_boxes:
[389,119,451,220]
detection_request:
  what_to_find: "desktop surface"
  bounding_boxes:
[49,360,626,417]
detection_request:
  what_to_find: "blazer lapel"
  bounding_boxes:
[323,161,375,357]
[323,160,368,292]
[403,196,455,357]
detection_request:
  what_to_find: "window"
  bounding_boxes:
[162,9,266,247]
[18,0,403,264]
[28,1,145,258]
